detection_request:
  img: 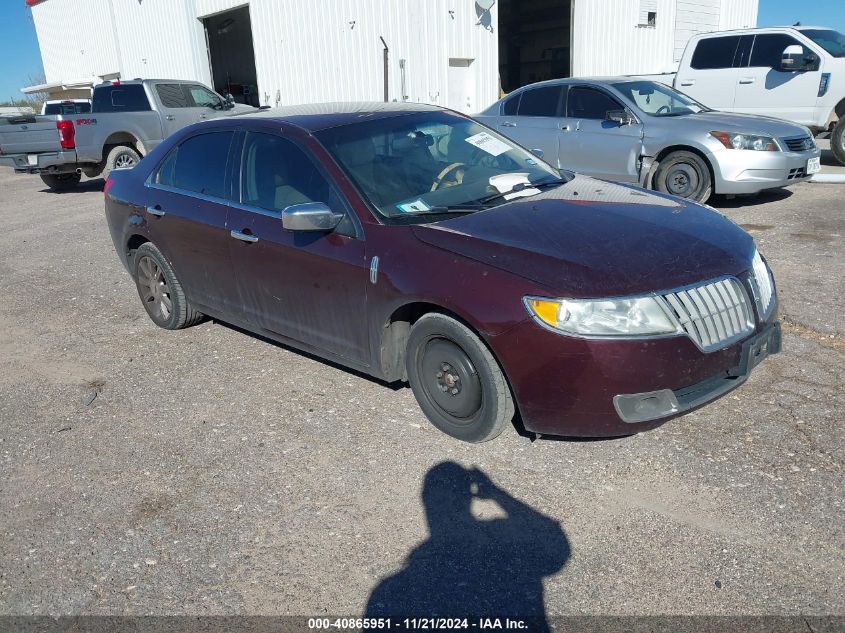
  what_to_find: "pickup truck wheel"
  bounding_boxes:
[654,151,712,203]
[133,242,203,330]
[832,119,845,166]
[406,313,514,443]
[102,145,141,180]
[39,172,81,191]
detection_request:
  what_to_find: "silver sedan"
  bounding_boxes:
[476,78,821,202]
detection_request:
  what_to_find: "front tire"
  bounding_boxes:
[39,172,81,191]
[653,151,713,203]
[133,242,203,330]
[406,313,514,443]
[831,119,845,167]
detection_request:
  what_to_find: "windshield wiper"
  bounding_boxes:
[413,203,489,215]
[476,178,567,205]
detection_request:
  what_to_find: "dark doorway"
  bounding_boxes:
[203,6,260,106]
[498,0,572,94]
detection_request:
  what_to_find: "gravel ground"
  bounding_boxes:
[0,170,842,618]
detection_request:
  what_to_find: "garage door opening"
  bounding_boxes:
[203,6,259,106]
[498,0,572,94]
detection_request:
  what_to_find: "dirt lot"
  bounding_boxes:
[0,170,842,618]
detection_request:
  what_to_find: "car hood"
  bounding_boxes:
[410,176,756,298]
[662,110,812,138]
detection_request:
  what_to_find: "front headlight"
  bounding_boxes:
[710,131,778,151]
[524,296,680,337]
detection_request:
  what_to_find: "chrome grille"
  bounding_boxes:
[783,135,815,152]
[661,278,754,352]
[750,251,775,317]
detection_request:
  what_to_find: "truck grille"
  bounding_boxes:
[661,278,754,352]
[782,135,815,152]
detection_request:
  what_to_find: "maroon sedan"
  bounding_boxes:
[104,103,780,442]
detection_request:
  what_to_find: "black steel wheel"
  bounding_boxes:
[406,313,514,443]
[654,150,713,202]
[133,242,203,330]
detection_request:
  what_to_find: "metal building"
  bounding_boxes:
[23,0,757,112]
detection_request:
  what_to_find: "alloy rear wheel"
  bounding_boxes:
[133,242,203,330]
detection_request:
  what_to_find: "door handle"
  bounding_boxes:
[501,121,517,127]
[199,113,208,119]
[560,125,570,131]
[165,114,175,121]
[679,80,694,86]
[739,77,755,84]
[230,229,259,243]
[147,205,165,217]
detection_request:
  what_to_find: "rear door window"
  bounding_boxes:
[155,131,234,199]
[155,84,190,108]
[567,87,623,120]
[690,36,742,69]
[517,85,564,117]
[749,34,808,68]
[502,94,521,116]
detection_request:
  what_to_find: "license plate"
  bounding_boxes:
[807,157,821,174]
[735,323,782,377]
[27,154,38,166]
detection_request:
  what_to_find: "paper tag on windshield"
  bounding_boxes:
[396,199,431,213]
[464,132,511,157]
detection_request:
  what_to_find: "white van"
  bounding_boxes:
[652,27,845,165]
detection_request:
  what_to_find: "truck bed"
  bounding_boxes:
[0,115,60,155]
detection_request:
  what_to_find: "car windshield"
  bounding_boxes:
[612,80,710,117]
[315,111,564,220]
[800,29,845,57]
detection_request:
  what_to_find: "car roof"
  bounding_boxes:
[230,101,449,132]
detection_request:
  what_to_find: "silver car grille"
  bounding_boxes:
[782,135,815,152]
[660,278,754,352]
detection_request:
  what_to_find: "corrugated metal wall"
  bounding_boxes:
[31,0,119,82]
[195,0,500,111]
[718,0,758,30]
[571,0,757,76]
[674,0,721,62]
[31,0,499,112]
[572,0,678,76]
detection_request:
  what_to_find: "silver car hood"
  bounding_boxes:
[658,111,811,138]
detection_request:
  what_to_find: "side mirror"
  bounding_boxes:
[281,202,344,232]
[607,109,635,126]
[780,45,817,71]
[530,148,545,158]
[224,93,236,109]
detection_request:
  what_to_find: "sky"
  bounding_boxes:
[0,0,843,102]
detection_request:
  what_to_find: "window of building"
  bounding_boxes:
[155,131,234,199]
[638,0,657,27]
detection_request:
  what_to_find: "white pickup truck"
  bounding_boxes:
[640,26,845,165]
[0,79,254,190]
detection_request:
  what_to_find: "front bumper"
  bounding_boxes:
[489,308,780,438]
[709,147,821,194]
[0,150,79,174]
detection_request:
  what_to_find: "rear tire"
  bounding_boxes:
[653,151,713,203]
[133,242,203,330]
[831,119,845,167]
[102,145,141,180]
[406,313,514,443]
[39,172,81,191]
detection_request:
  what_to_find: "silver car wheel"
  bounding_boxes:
[115,152,137,169]
[137,255,172,320]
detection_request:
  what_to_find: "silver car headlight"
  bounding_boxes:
[524,296,680,337]
[710,131,778,151]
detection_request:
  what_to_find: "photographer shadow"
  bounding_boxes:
[365,462,570,629]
